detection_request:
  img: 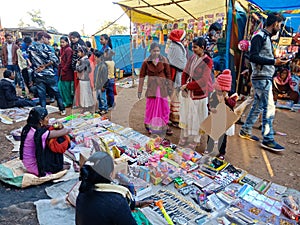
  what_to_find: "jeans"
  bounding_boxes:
[106,78,115,107]
[35,75,65,111]
[96,89,108,111]
[6,65,25,90]
[241,79,275,142]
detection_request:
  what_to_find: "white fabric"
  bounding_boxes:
[7,44,13,65]
[79,80,94,107]
[179,93,208,142]
[225,124,235,136]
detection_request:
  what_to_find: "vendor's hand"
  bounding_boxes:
[275,58,290,66]
[36,65,45,72]
[136,200,154,208]
[138,92,142,99]
[180,84,188,91]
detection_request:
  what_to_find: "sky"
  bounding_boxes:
[0,0,130,36]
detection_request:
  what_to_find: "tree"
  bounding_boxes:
[18,19,30,28]
[27,10,45,29]
[97,21,128,35]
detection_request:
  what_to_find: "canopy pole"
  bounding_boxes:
[129,10,136,87]
[236,3,251,93]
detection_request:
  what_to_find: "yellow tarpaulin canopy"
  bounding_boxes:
[115,0,226,23]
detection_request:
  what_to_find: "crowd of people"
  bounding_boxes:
[138,12,299,155]
[0,10,299,225]
[0,31,117,116]
[0,12,298,178]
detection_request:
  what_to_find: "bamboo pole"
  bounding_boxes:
[129,10,136,87]
[236,3,251,93]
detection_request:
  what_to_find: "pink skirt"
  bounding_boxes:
[144,87,170,133]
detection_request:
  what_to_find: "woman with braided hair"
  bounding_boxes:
[19,107,71,177]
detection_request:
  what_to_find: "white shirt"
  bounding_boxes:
[7,43,13,65]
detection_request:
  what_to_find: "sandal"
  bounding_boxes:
[178,138,188,146]
[187,142,198,150]
[166,128,173,136]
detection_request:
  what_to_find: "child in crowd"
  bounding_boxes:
[206,69,238,159]
[273,68,299,104]
[104,49,116,110]
[94,50,109,115]
[76,45,94,112]
[0,70,36,109]
[16,38,29,96]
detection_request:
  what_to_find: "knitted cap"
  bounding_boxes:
[169,29,186,42]
[215,69,232,91]
[85,152,114,181]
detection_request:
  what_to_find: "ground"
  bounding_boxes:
[0,74,299,224]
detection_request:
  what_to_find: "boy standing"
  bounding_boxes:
[94,50,108,115]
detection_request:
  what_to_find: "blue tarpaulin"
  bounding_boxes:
[248,0,300,31]
[94,35,168,74]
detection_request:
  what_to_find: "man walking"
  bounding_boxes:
[239,12,289,151]
[28,31,66,115]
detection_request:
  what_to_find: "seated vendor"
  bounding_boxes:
[273,68,299,104]
[76,152,153,225]
[0,70,36,109]
[19,107,71,177]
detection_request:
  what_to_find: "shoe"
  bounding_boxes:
[235,119,244,125]
[216,153,225,160]
[166,127,173,136]
[239,130,259,142]
[100,110,107,115]
[261,141,285,152]
[60,110,66,116]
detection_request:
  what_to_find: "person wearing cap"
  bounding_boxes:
[76,152,153,225]
[19,106,71,177]
[205,69,238,159]
[27,31,66,115]
[167,29,187,128]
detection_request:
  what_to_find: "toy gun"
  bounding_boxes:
[155,200,174,225]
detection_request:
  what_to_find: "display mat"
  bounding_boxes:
[149,189,209,223]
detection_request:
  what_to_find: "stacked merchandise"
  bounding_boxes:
[55,113,300,225]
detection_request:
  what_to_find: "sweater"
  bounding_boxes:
[138,55,172,98]
[1,42,18,66]
[250,29,275,80]
[182,54,213,100]
[0,78,18,109]
[76,56,91,81]
[94,61,108,90]
[76,191,137,225]
[58,45,74,81]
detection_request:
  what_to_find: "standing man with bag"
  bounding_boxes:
[239,12,289,151]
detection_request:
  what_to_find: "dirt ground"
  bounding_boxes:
[0,75,299,224]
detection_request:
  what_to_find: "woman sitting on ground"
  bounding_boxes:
[19,107,71,177]
[273,68,299,104]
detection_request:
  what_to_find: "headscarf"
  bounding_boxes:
[274,68,294,90]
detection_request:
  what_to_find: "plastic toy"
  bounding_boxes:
[155,200,174,225]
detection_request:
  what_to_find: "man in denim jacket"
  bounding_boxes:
[239,12,289,152]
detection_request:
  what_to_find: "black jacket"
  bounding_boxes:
[0,79,18,109]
